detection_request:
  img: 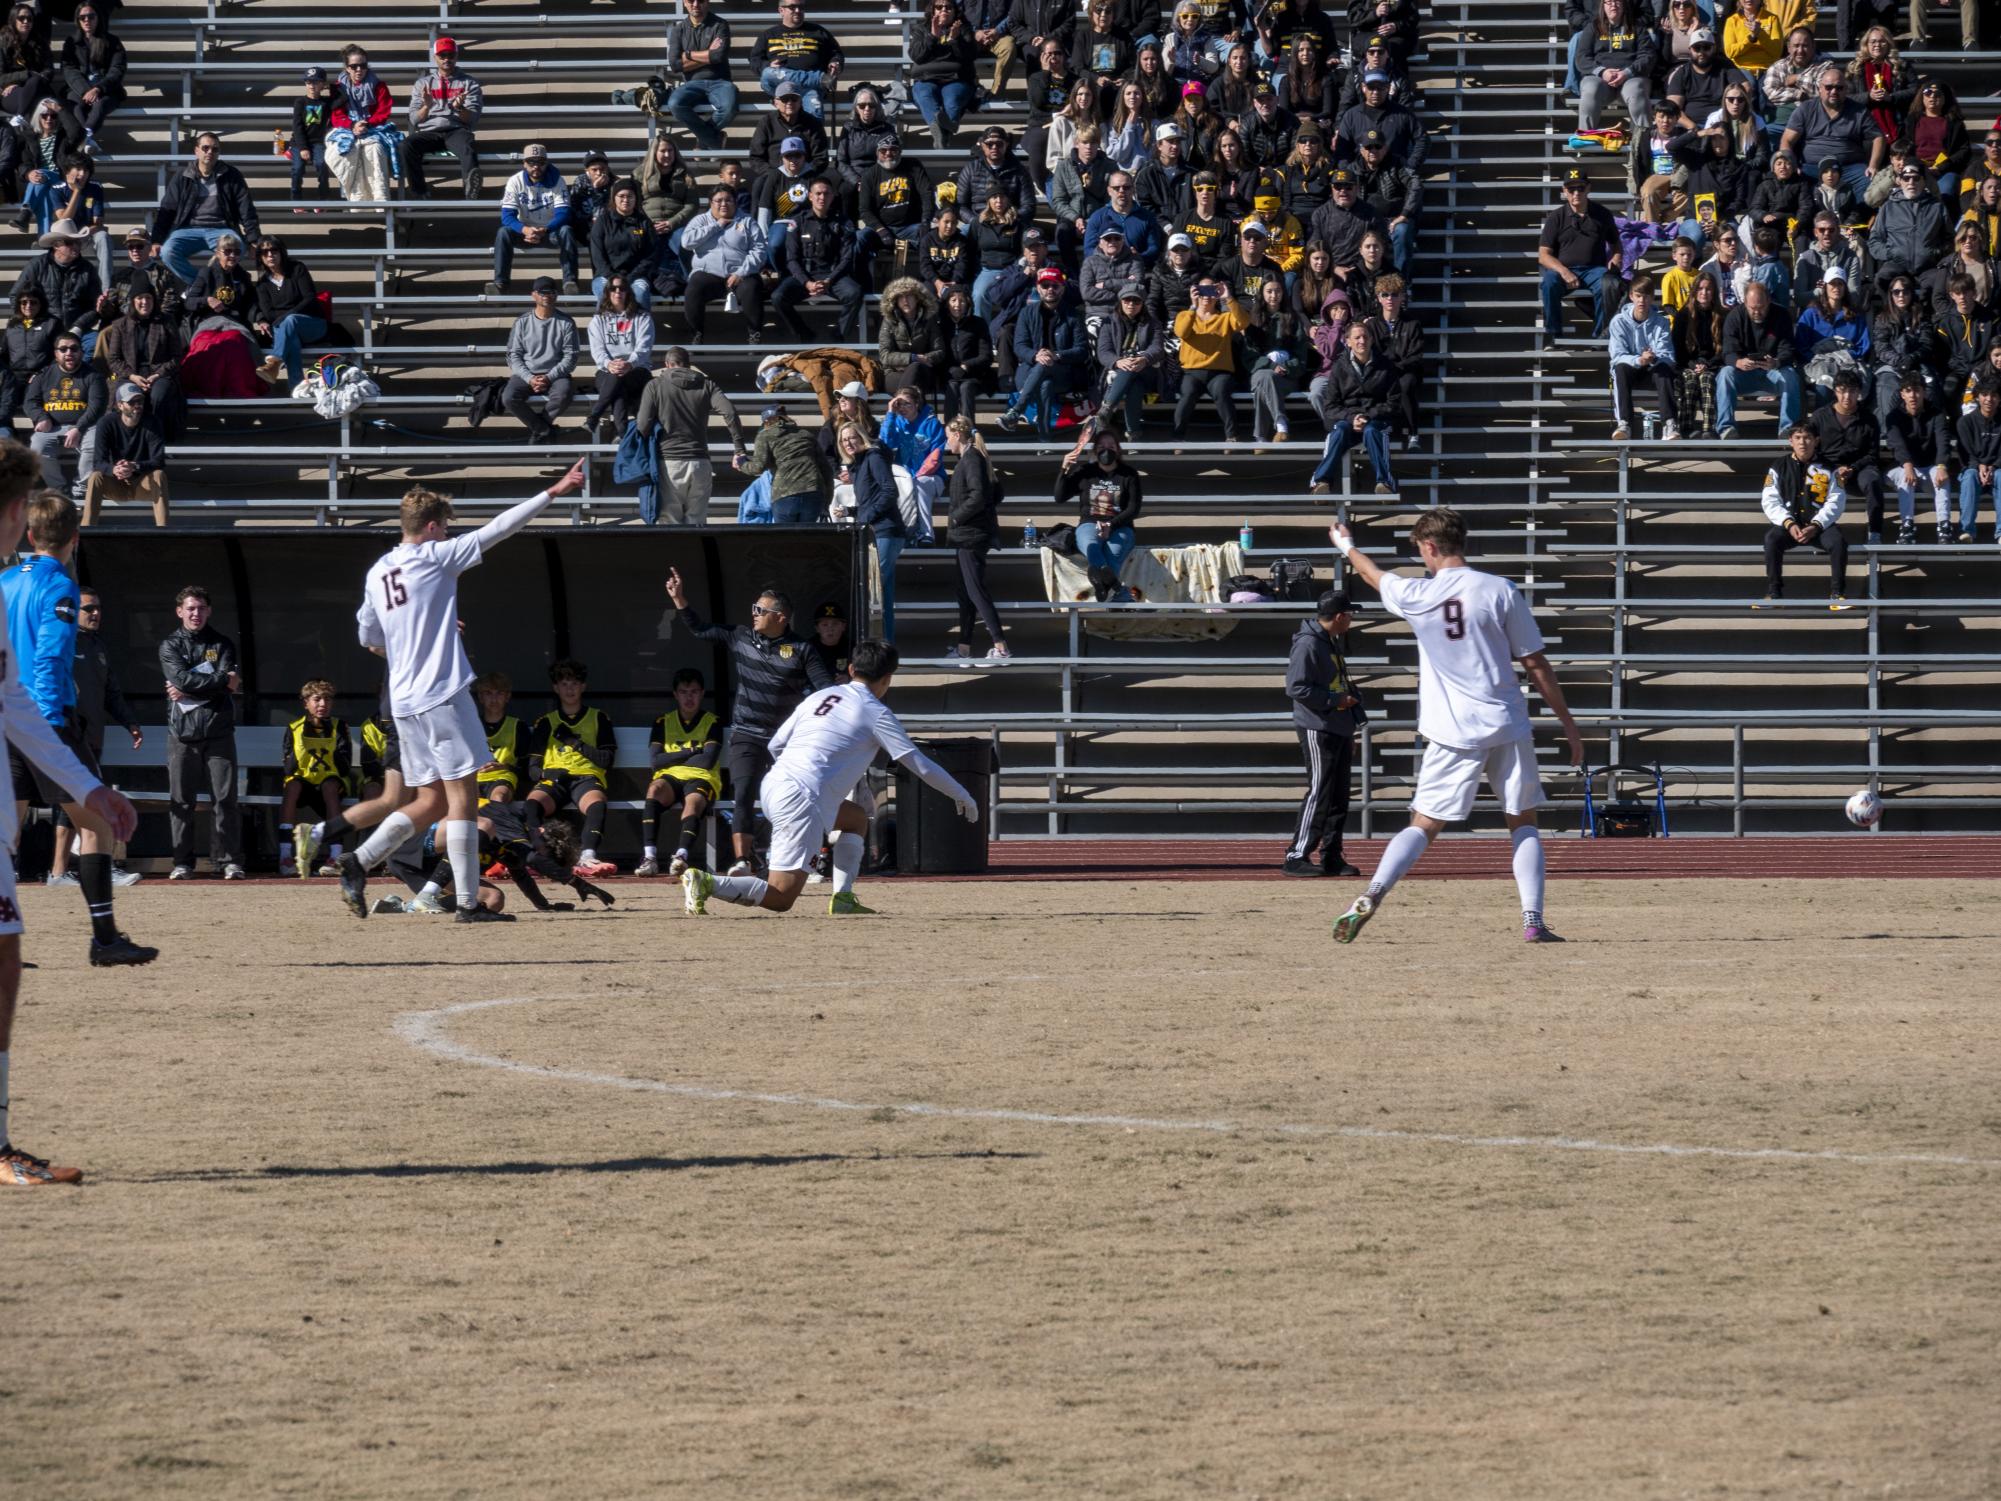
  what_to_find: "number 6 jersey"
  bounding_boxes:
[1377,566,1544,751]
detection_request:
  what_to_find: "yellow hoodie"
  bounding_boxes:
[1173,293,1252,371]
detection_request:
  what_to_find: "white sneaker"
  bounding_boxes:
[221,863,247,881]
[668,853,689,878]
[1660,421,1681,441]
[44,872,77,888]
[168,864,193,881]
[979,645,1012,667]
[407,891,451,915]
[633,857,662,877]
[1611,422,1630,441]
[110,867,142,888]
[726,859,754,877]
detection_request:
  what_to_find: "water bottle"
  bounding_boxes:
[1239,522,1254,553]
[1023,519,1040,549]
[1642,412,1657,442]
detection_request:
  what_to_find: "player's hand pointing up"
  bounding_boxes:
[548,459,588,497]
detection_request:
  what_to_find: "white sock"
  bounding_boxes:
[1512,825,1545,917]
[830,831,864,894]
[418,880,442,901]
[355,810,418,870]
[712,874,769,907]
[643,843,659,861]
[444,820,480,913]
[1366,825,1431,900]
[0,1050,9,1148]
[310,819,327,842]
[580,848,598,865]
[1934,490,1950,524]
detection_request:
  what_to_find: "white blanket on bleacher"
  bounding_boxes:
[1039,541,1245,641]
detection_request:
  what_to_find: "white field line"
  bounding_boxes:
[394,995,2001,1172]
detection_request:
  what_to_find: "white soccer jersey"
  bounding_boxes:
[356,533,486,717]
[1378,566,1544,751]
[766,681,921,805]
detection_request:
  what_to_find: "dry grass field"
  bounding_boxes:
[5,874,1998,1499]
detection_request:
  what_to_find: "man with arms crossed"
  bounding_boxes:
[682,640,977,917]
[0,440,142,1185]
[1328,510,1585,944]
[319,460,585,923]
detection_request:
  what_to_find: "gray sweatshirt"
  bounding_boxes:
[507,308,578,381]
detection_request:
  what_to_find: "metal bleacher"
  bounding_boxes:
[21,0,2000,845]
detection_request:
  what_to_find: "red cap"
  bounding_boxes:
[434,35,458,51]
[1036,267,1066,285]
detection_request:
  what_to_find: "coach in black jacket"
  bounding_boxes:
[158,584,242,878]
[665,568,835,874]
[1283,589,1362,877]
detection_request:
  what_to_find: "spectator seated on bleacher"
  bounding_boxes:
[665,0,739,151]
[12,223,99,346]
[964,190,1024,308]
[636,138,696,300]
[1717,278,1802,436]
[751,0,845,123]
[31,154,109,284]
[1886,368,1953,542]
[1079,223,1142,326]
[809,375,876,460]
[1938,274,1993,392]
[1869,160,1953,296]
[585,277,653,436]
[1577,0,1655,137]
[1171,83,1226,166]
[1308,166,1382,282]
[878,276,947,397]
[588,179,659,310]
[249,235,323,388]
[489,144,579,298]
[1071,0,1131,114]
[1608,273,1680,441]
[1007,0,1079,106]
[682,187,770,344]
[1056,425,1143,601]
[327,46,398,205]
[153,133,263,290]
[998,266,1087,435]
[1274,35,1336,135]
[1171,278,1249,439]
[1929,221,1997,317]
[1102,86,1154,176]
[880,383,947,488]
[503,278,578,443]
[1022,39,1080,179]
[99,282,183,439]
[1050,125,1114,263]
[0,4,54,120]
[1352,128,1419,273]
[959,125,1040,225]
[1672,270,1727,435]
[1129,38,1182,122]
[1148,228,1202,331]
[103,228,182,324]
[187,234,253,337]
[1279,130,1333,220]
[1869,272,1938,414]
[1095,278,1162,435]
[858,135,934,266]
[1216,215,1282,304]
[567,150,618,249]
[1254,0,1337,87]
[754,137,817,271]
[1,288,54,436]
[1761,26,1829,136]
[1791,210,1862,303]
[1721,0,1788,80]
[1759,424,1850,606]
[1780,71,1884,201]
[26,331,99,494]
[916,200,971,291]
[1245,272,1311,441]
[2,98,81,225]
[981,228,1051,382]
[1336,69,1425,174]
[911,0,980,151]
[1308,318,1400,495]
[747,403,833,522]
[1305,286,1353,421]
[1795,263,1869,396]
[835,86,898,208]
[774,177,864,343]
[1664,30,1751,132]
[81,381,165,527]
[1539,168,1624,340]
[939,284,995,419]
[1955,376,2001,542]
[405,37,483,201]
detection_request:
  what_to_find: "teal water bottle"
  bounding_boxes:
[1239,522,1254,553]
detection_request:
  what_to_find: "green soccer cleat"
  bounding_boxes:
[294,823,321,880]
[828,891,876,915]
[682,866,714,916]
[1332,893,1376,944]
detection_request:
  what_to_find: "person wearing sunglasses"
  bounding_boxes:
[249,235,323,387]
[1779,71,1887,201]
[1867,155,1951,298]
[749,0,844,123]
[149,131,259,288]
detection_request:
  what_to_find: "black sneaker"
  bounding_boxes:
[337,852,369,919]
[454,906,516,923]
[1281,857,1327,877]
[1320,857,1361,878]
[89,931,159,967]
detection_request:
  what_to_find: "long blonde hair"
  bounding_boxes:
[945,415,988,456]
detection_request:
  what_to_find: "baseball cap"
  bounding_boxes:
[1097,224,1126,240]
[433,36,457,52]
[531,274,559,294]
[123,226,148,245]
[302,64,327,81]
[1166,231,1195,249]
[114,381,143,403]
[1037,267,1066,285]
[1363,70,1389,84]
[1156,122,1182,141]
[1562,166,1587,187]
[1181,80,1206,98]
[1361,128,1386,148]
[761,402,784,420]
[583,148,608,167]
[1117,281,1144,300]
[1239,218,1269,237]
[1021,226,1046,244]
[876,134,901,153]
[816,600,846,621]
[979,125,1008,145]
[1690,25,1716,42]
[522,142,549,160]
[1822,263,1848,283]
[838,379,870,399]
[780,135,806,155]
[1252,80,1276,98]
[1331,168,1357,187]
[774,80,802,99]
[1366,33,1392,49]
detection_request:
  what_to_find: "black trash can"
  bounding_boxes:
[894,738,995,873]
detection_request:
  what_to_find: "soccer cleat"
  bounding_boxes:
[1522,912,1566,943]
[0,1146,83,1187]
[407,891,452,915]
[682,866,714,915]
[573,858,617,879]
[371,895,411,915]
[668,852,689,878]
[1332,894,1376,944]
[43,872,78,888]
[89,932,159,967]
[336,853,369,919]
[633,857,662,877]
[829,891,876,915]
[294,824,322,876]
[454,906,516,923]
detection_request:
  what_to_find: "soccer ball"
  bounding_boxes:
[1845,789,1883,828]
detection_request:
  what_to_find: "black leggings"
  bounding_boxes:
[724,732,774,842]
[588,364,650,427]
[683,270,764,340]
[1174,368,1236,440]
[955,544,1005,647]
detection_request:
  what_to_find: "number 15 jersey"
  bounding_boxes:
[1378,566,1544,751]
[356,531,487,718]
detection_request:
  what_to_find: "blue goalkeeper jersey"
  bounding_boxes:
[1,552,80,724]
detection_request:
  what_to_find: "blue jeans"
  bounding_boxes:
[1389,219,1414,275]
[161,227,228,287]
[493,224,579,287]
[1565,30,1586,94]
[1713,365,1803,433]
[1311,419,1397,490]
[765,218,790,270]
[1539,264,1619,339]
[22,176,64,231]
[592,273,655,309]
[875,530,907,641]
[1009,364,1078,435]
[970,266,1006,318]
[270,312,328,384]
[668,78,740,149]
[1082,523,1137,598]
[761,66,830,120]
[1102,368,1148,435]
[1957,468,1999,536]
[911,79,972,137]
[771,490,825,524]
[289,140,331,197]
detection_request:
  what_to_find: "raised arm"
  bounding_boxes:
[469,459,587,551]
[1328,521,1389,589]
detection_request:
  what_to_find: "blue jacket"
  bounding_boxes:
[1,553,79,723]
[877,403,945,475]
[851,444,905,538]
[1607,306,1675,368]
[1082,204,1162,264]
[612,417,662,524]
[1011,291,1088,371]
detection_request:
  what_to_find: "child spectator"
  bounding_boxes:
[920,201,974,294]
[1658,235,1701,312]
[1885,371,1952,544]
[526,659,617,879]
[940,284,995,420]
[473,671,522,804]
[1759,424,1849,606]
[637,668,721,878]
[279,679,351,877]
[1954,376,2001,543]
[287,66,334,205]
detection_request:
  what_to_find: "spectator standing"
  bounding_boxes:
[1281,588,1361,877]
[159,583,244,879]
[1955,377,2001,542]
[748,403,834,522]
[911,0,979,150]
[773,177,863,343]
[502,278,578,443]
[1056,426,1143,601]
[249,235,323,387]
[58,3,122,145]
[327,44,396,205]
[666,0,738,151]
[81,381,166,526]
[636,346,749,524]
[1609,275,1680,441]
[488,144,577,297]
[1716,278,1802,437]
[1538,168,1623,340]
[1885,370,1952,543]
[1308,319,1400,494]
[584,277,654,434]
[151,133,259,288]
[752,1,844,122]
[838,422,908,640]
[25,331,101,493]
[286,66,334,205]
[1759,424,1849,606]
[405,36,483,200]
[1365,272,1424,449]
[1807,368,1885,539]
[588,179,659,309]
[944,416,1010,662]
[680,186,769,344]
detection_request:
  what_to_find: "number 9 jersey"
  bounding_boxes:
[1377,567,1544,752]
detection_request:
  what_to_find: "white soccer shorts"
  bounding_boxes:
[0,848,21,936]
[761,771,844,875]
[394,689,490,788]
[1409,734,1546,822]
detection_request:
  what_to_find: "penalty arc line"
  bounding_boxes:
[393,996,2001,1172]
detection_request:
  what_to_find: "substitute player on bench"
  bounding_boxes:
[1329,510,1585,944]
[682,641,977,917]
[524,658,618,879]
[636,667,721,878]
[324,458,587,922]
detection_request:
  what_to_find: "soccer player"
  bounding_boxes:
[1328,510,1585,944]
[298,686,408,876]
[637,667,720,878]
[278,678,351,877]
[524,659,618,878]
[0,440,144,1185]
[319,459,587,922]
[472,670,523,803]
[0,490,153,965]
[682,640,977,917]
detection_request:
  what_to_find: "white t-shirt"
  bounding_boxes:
[1378,565,1544,751]
[766,681,921,805]
[356,532,485,716]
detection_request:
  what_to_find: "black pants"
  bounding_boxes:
[1285,727,1353,864]
[1764,523,1849,595]
[405,126,479,194]
[1174,368,1236,440]
[944,374,988,420]
[772,274,865,341]
[1388,364,1421,437]
[1843,463,1887,535]
[724,731,774,843]
[955,543,1005,647]
[167,732,240,866]
[1837,0,1901,46]
[588,365,650,428]
[502,374,574,435]
[684,270,764,341]
[1612,361,1676,428]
